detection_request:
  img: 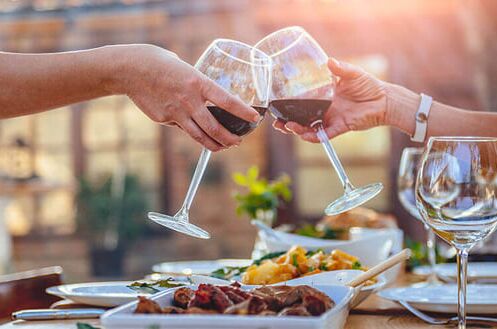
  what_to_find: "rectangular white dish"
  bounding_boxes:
[101,284,355,329]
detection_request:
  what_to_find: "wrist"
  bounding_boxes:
[100,44,179,96]
[384,82,420,136]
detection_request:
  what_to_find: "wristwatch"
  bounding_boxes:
[411,93,433,143]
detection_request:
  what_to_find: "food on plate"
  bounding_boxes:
[134,283,334,317]
[294,207,397,240]
[242,246,369,285]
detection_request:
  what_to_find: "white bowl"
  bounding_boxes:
[259,228,404,284]
[102,284,355,329]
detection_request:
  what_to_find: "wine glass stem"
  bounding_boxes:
[426,227,438,282]
[315,123,354,193]
[180,148,212,214]
[457,248,469,329]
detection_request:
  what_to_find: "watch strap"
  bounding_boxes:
[411,93,433,143]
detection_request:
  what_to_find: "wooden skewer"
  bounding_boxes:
[347,248,411,288]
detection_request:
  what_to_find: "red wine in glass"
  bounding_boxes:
[269,99,330,127]
[207,106,267,136]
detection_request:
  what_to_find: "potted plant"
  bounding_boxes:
[232,166,292,258]
[232,166,292,227]
[76,174,147,277]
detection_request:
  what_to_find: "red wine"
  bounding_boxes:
[207,106,267,136]
[269,99,331,127]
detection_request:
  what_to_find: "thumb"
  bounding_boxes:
[328,58,363,80]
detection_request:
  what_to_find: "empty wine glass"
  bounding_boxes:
[398,147,439,282]
[148,39,272,239]
[254,26,383,216]
[416,137,497,329]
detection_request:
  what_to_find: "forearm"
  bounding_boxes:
[0,45,128,118]
[385,83,497,139]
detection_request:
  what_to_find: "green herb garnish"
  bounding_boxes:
[295,225,344,240]
[306,248,324,257]
[127,278,185,294]
[319,262,328,271]
[210,266,249,280]
[291,253,299,267]
[77,323,99,329]
[351,261,362,270]
[253,251,286,265]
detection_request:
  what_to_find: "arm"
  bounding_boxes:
[275,58,497,142]
[0,45,260,151]
[387,83,497,138]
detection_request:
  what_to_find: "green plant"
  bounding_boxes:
[232,166,292,220]
[405,237,447,270]
[76,174,147,250]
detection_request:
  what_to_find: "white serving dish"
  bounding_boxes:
[101,284,355,329]
[46,281,155,307]
[259,227,404,284]
[379,283,497,314]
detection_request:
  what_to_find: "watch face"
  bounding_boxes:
[416,112,428,122]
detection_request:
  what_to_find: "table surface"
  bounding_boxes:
[2,275,496,329]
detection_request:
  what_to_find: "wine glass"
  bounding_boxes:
[254,26,383,216]
[416,137,497,329]
[148,39,272,239]
[398,147,439,282]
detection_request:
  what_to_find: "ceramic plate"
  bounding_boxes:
[46,281,164,307]
[413,262,497,283]
[379,283,497,314]
[152,259,252,275]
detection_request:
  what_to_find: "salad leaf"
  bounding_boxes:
[210,266,249,280]
[127,278,185,294]
[295,225,345,240]
[77,323,99,329]
[352,261,362,270]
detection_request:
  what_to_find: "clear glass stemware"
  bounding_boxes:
[416,137,497,329]
[398,147,439,282]
[148,39,272,239]
[254,26,383,216]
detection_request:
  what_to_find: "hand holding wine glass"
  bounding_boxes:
[148,39,271,239]
[273,57,388,142]
[255,26,383,216]
[416,137,497,329]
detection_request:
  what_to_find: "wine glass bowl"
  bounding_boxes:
[255,26,383,216]
[415,136,497,329]
[148,39,271,239]
[398,147,439,282]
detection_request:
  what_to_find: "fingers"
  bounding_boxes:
[328,58,363,80]
[201,78,260,123]
[284,122,314,135]
[273,120,291,134]
[190,105,241,147]
[178,118,224,152]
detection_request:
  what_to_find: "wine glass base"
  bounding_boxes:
[325,183,383,216]
[148,212,211,239]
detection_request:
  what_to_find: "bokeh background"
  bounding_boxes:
[0,0,494,281]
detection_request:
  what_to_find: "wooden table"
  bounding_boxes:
[1,275,496,329]
[0,294,459,329]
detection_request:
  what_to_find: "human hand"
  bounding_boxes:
[273,58,388,142]
[118,45,260,152]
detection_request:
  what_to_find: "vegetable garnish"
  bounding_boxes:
[127,278,186,294]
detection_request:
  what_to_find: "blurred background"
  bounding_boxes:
[0,0,494,281]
